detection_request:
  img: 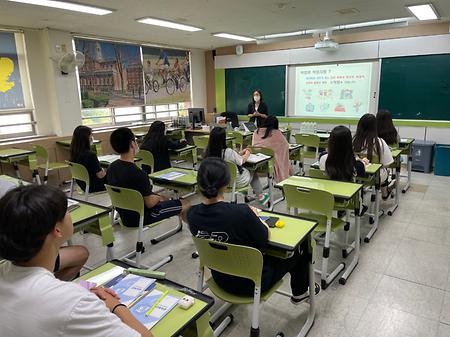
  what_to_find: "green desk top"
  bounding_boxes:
[79,262,213,337]
[261,211,317,251]
[149,168,197,187]
[276,176,362,199]
[198,135,235,142]
[134,131,147,138]
[171,144,196,154]
[365,163,382,175]
[400,138,415,145]
[0,174,30,185]
[57,139,102,147]
[0,148,35,159]
[69,199,110,228]
[391,149,402,158]
[289,144,303,151]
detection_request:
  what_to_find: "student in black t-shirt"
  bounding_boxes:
[188,157,319,303]
[107,127,189,227]
[70,125,106,193]
[140,121,187,174]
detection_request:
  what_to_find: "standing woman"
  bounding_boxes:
[70,125,106,193]
[247,89,268,127]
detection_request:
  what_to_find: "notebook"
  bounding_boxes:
[110,274,156,306]
[155,171,186,180]
[246,153,271,164]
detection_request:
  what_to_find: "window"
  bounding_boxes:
[0,31,35,139]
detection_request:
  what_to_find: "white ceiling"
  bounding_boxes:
[0,0,449,50]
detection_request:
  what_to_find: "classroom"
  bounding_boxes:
[1,1,450,336]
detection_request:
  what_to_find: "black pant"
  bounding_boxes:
[212,241,309,296]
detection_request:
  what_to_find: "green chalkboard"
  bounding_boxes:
[225,66,285,116]
[379,54,450,121]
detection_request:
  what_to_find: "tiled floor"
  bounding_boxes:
[71,170,450,337]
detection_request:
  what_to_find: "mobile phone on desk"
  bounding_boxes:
[259,216,279,228]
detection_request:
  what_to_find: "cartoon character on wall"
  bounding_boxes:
[0,57,15,93]
[320,103,330,113]
[340,89,353,99]
[334,104,346,113]
[353,101,363,113]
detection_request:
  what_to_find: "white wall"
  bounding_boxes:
[23,29,207,137]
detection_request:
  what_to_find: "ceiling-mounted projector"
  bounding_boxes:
[315,31,339,51]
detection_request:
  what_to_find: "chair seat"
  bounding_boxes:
[37,162,69,170]
[206,277,283,305]
[298,212,346,233]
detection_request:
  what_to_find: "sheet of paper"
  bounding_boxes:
[110,274,156,306]
[98,154,120,164]
[130,289,180,330]
[87,266,125,286]
[246,153,271,164]
[155,171,186,180]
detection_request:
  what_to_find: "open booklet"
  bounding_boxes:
[98,154,120,164]
[84,267,180,330]
[67,199,80,212]
[155,171,186,180]
[246,153,271,164]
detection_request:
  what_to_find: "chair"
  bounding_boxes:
[248,146,275,209]
[33,144,69,184]
[283,184,348,289]
[105,184,176,269]
[193,237,287,337]
[227,131,244,151]
[136,149,155,174]
[225,161,250,203]
[193,135,210,163]
[294,134,320,175]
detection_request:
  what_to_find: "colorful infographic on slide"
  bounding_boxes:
[294,62,373,118]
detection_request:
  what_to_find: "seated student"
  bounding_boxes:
[319,125,367,181]
[0,183,88,281]
[188,158,319,302]
[204,127,269,205]
[252,116,293,183]
[107,127,189,227]
[0,185,152,337]
[70,125,106,193]
[140,121,187,174]
[353,114,394,199]
[376,109,400,147]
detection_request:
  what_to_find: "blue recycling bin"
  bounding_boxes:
[434,144,450,176]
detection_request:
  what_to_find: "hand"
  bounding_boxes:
[240,148,250,156]
[158,194,169,201]
[91,288,121,311]
[361,157,370,166]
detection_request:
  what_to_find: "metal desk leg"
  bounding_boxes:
[296,238,316,337]
[387,166,400,216]
[339,211,360,284]
[402,154,412,193]
[365,185,380,243]
[12,162,21,178]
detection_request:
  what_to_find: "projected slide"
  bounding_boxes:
[294,62,373,118]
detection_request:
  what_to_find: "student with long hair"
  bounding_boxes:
[252,116,293,183]
[353,114,394,199]
[204,127,269,205]
[247,89,268,127]
[187,157,319,302]
[70,125,106,193]
[376,109,399,146]
[319,125,367,181]
[140,121,187,173]
[0,185,151,337]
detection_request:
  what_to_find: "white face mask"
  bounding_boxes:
[254,95,260,102]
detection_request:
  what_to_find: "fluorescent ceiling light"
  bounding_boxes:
[407,4,439,20]
[137,17,202,32]
[334,17,411,30]
[213,33,255,42]
[257,30,315,40]
[7,0,113,15]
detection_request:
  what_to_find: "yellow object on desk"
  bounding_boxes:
[146,289,170,316]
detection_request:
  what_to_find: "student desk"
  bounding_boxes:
[386,149,402,216]
[289,144,303,162]
[275,176,362,284]
[170,145,197,168]
[97,154,141,168]
[357,164,382,243]
[398,138,414,193]
[133,131,147,140]
[259,210,318,337]
[56,139,103,155]
[148,168,197,243]
[0,148,36,178]
[79,260,215,337]
[70,198,114,260]
[243,153,275,209]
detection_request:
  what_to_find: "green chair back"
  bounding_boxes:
[192,237,263,287]
[294,133,320,161]
[309,168,330,180]
[227,131,243,150]
[33,144,49,162]
[105,184,145,217]
[136,149,155,173]
[67,161,90,185]
[283,184,334,219]
[193,136,210,150]
[225,160,238,188]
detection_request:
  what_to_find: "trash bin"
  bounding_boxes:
[434,144,450,176]
[412,140,435,173]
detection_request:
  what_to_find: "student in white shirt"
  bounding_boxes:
[0,185,152,337]
[353,113,394,199]
[204,127,270,205]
